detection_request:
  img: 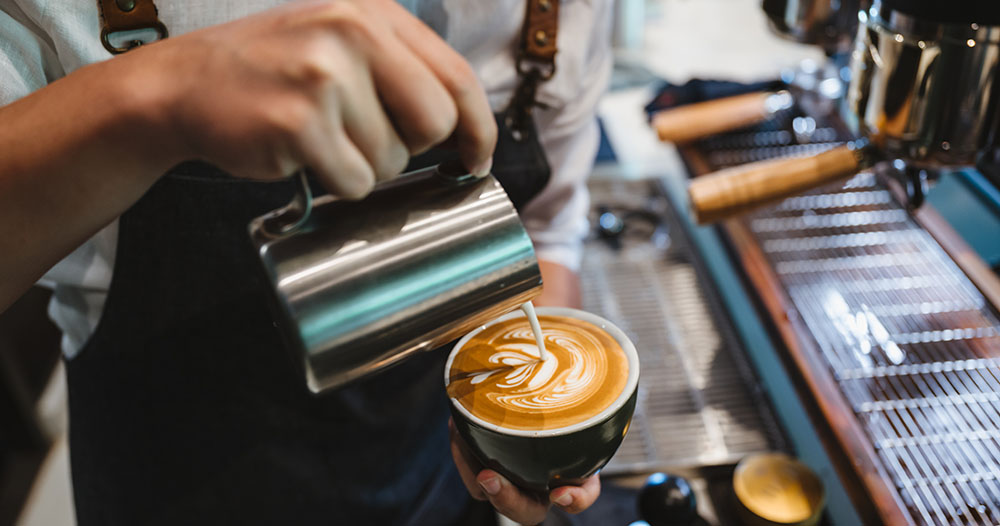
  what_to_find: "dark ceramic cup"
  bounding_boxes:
[445,307,640,492]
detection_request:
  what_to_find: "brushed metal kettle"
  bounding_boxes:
[249,162,542,393]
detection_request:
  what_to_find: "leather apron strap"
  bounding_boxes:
[505,0,561,141]
[520,0,559,73]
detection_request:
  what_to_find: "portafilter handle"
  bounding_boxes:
[687,139,872,224]
[652,91,793,145]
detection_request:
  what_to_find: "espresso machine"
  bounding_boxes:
[647,2,1000,524]
[762,0,865,55]
[651,0,867,145]
[688,0,1000,222]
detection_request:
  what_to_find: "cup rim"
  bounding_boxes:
[444,306,640,438]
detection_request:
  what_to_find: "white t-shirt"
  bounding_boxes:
[0,0,612,357]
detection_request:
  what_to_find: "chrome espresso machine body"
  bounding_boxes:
[847,3,1000,172]
[650,0,866,157]
[763,0,867,55]
[688,1,1000,223]
[661,1,1000,525]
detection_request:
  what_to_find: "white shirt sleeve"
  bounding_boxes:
[0,0,62,105]
[2,1,114,358]
[4,0,613,359]
[519,0,613,273]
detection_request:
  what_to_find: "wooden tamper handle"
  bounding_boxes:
[652,91,793,144]
[688,144,866,224]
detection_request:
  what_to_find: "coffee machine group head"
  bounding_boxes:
[689,0,1000,224]
[652,0,868,148]
[762,0,869,56]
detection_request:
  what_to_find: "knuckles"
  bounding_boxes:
[307,1,379,49]
[175,0,497,186]
[286,51,339,93]
[283,40,360,98]
[278,2,378,95]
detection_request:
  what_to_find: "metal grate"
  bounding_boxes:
[693,111,1000,525]
[580,177,779,475]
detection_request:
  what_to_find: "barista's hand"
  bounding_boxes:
[1,0,499,309]
[129,0,496,198]
[449,420,602,524]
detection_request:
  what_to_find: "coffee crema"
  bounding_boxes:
[447,314,628,431]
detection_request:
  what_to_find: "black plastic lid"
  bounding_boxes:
[878,0,1000,26]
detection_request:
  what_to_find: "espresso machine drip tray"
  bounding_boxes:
[746,171,1000,526]
[580,177,782,475]
[679,107,1000,525]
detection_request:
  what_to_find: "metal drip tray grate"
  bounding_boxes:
[687,107,1000,525]
[580,177,779,475]
[750,173,1000,526]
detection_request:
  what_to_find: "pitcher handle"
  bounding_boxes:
[262,170,313,237]
[261,162,482,237]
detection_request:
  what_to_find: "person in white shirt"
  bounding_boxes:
[0,1,611,524]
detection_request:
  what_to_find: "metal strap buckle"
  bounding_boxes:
[100,21,168,54]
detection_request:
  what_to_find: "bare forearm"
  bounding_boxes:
[0,56,180,311]
[0,0,498,313]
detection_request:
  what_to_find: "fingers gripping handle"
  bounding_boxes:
[687,144,864,224]
[259,163,477,238]
[652,91,792,144]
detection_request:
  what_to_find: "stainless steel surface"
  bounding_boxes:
[699,0,1000,219]
[580,177,780,475]
[755,172,1000,526]
[249,165,541,393]
[762,0,867,54]
[846,2,1000,167]
[692,112,1000,525]
[261,171,312,236]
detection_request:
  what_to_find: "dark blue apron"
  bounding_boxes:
[64,114,549,526]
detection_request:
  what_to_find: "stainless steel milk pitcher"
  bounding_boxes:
[249,162,542,393]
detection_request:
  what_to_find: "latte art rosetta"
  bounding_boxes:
[447,315,628,431]
[473,327,598,410]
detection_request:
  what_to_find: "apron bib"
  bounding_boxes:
[65,114,550,525]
